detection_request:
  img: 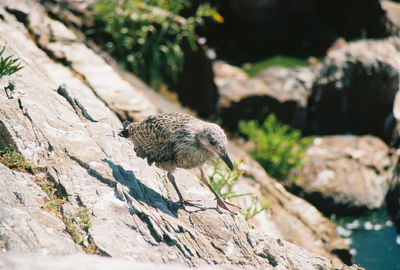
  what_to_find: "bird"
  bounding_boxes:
[119,112,240,214]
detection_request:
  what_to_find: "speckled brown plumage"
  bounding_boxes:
[119,112,240,214]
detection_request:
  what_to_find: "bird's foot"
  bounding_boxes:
[181,200,203,212]
[216,199,241,215]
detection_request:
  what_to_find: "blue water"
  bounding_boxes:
[334,209,400,270]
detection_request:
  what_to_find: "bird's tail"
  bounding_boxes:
[119,121,132,138]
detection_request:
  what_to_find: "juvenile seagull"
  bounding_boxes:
[119,112,240,214]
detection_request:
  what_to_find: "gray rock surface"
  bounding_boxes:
[308,36,400,142]
[0,253,238,270]
[0,164,81,254]
[4,0,158,122]
[0,0,362,269]
[215,62,314,130]
[0,252,364,270]
[289,136,393,215]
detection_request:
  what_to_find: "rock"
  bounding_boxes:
[381,0,400,31]
[326,37,347,55]
[5,0,158,122]
[42,0,219,120]
[215,63,314,130]
[0,164,81,254]
[0,1,361,269]
[289,136,393,215]
[213,60,248,84]
[0,253,237,270]
[228,145,353,265]
[0,251,364,270]
[307,36,400,141]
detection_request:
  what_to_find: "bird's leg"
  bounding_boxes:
[199,166,240,215]
[167,172,202,212]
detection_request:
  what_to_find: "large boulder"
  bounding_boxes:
[289,136,393,215]
[0,1,361,268]
[307,37,400,141]
[215,62,314,130]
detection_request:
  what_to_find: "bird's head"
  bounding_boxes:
[197,123,233,170]
[118,121,132,138]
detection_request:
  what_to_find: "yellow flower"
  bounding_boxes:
[212,12,224,23]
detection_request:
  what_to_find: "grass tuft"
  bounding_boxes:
[0,46,23,78]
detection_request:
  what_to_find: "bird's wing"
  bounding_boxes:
[130,113,196,163]
[132,113,194,142]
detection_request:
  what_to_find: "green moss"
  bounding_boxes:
[0,145,32,172]
[64,217,84,245]
[243,55,316,77]
[64,207,99,254]
[77,208,92,231]
[35,177,66,214]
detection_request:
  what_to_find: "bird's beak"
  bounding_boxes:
[220,152,234,170]
[119,129,129,138]
[119,121,132,137]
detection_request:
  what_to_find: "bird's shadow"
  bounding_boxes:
[102,159,183,217]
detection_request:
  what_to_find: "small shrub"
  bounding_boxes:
[90,0,221,89]
[239,114,312,182]
[209,158,269,220]
[0,144,32,172]
[0,46,23,78]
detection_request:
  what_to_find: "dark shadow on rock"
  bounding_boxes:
[102,159,181,217]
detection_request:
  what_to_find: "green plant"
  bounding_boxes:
[240,197,270,221]
[0,144,32,172]
[35,177,66,213]
[239,114,312,182]
[208,158,269,220]
[64,207,99,254]
[0,46,23,78]
[90,0,221,89]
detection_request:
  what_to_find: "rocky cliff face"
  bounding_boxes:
[0,0,364,269]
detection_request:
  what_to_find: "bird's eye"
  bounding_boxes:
[209,140,217,146]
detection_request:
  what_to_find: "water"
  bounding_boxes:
[334,209,400,270]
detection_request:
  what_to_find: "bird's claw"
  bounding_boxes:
[181,200,203,212]
[216,199,241,215]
